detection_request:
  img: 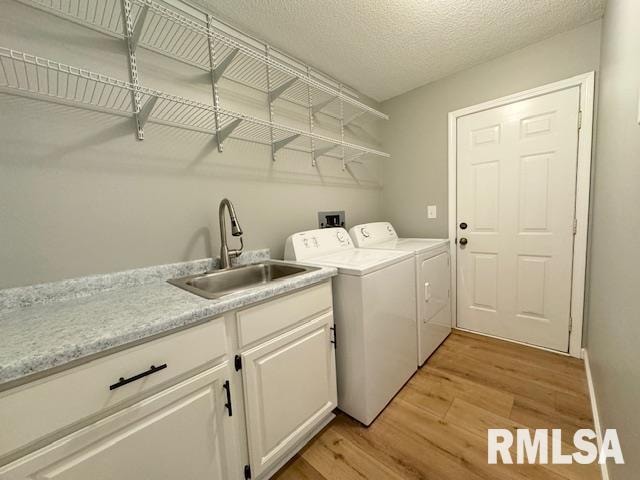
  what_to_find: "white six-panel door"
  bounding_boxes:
[456,86,580,351]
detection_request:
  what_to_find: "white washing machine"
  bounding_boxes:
[349,222,451,366]
[284,227,417,426]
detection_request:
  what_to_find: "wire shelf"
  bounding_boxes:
[0,47,390,160]
[23,0,128,36]
[18,0,389,123]
[0,46,137,114]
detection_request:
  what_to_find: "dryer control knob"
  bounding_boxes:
[336,231,346,242]
[361,228,370,238]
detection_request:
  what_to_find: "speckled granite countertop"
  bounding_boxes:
[0,251,336,389]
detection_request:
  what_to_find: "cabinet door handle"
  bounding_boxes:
[223,380,233,416]
[109,364,167,391]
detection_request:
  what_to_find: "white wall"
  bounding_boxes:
[380,20,602,238]
[586,1,640,478]
[0,0,384,288]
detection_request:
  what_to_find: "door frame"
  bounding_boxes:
[447,72,595,358]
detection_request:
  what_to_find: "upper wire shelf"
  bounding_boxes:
[0,47,390,161]
[18,0,389,125]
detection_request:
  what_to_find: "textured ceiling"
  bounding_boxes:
[201,0,605,101]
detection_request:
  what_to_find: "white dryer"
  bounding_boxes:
[284,228,417,426]
[349,222,451,365]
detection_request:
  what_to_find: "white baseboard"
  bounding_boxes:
[583,348,609,480]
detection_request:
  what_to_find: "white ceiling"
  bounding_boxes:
[202,0,605,101]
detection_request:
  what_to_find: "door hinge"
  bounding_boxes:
[573,218,578,235]
[234,355,242,371]
[223,380,232,416]
[578,110,582,130]
[244,464,252,479]
[330,325,337,349]
[569,316,573,333]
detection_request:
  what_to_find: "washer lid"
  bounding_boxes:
[307,248,412,276]
[360,238,450,254]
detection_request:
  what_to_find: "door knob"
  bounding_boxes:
[459,237,468,246]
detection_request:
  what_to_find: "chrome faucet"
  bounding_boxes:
[218,198,244,269]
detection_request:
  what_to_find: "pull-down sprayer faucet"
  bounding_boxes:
[218,198,244,269]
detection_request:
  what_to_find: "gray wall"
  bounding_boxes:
[586,0,640,478]
[380,20,602,238]
[0,1,383,288]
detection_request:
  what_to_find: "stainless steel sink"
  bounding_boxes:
[168,261,318,299]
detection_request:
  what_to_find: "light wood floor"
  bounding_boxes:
[274,330,598,480]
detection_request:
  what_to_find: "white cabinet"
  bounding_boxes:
[241,312,337,478]
[0,364,238,480]
[0,282,337,480]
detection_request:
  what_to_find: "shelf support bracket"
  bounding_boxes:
[266,45,277,161]
[312,96,338,115]
[217,118,242,147]
[130,3,149,53]
[342,152,366,171]
[207,14,229,152]
[306,66,316,167]
[138,95,158,128]
[213,48,239,81]
[344,111,365,126]
[346,152,366,164]
[314,145,337,161]
[121,0,145,140]
[269,77,297,104]
[272,134,300,159]
[344,162,361,185]
[338,85,346,170]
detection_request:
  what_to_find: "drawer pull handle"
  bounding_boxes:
[109,364,167,391]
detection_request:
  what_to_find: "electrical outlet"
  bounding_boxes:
[427,205,437,219]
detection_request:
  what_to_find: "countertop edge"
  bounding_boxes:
[0,265,337,391]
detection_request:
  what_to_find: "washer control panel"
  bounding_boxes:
[349,222,398,247]
[284,227,354,261]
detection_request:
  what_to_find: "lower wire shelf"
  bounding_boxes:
[0,47,390,162]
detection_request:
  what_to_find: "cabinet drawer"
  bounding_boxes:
[0,317,226,461]
[236,281,332,348]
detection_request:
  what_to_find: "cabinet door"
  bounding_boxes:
[0,364,238,480]
[241,312,337,478]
